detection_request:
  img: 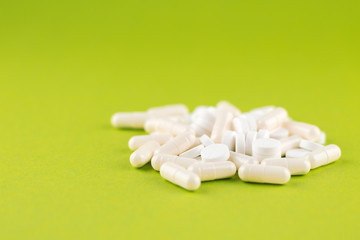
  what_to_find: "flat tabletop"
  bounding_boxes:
[1,0,359,239]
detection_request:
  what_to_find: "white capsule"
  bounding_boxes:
[261,157,311,175]
[190,123,210,137]
[256,107,288,131]
[280,135,302,155]
[147,104,188,117]
[179,144,205,158]
[211,110,233,143]
[316,131,326,145]
[308,144,341,169]
[270,128,289,140]
[299,139,323,151]
[229,151,259,169]
[156,131,195,155]
[245,131,257,155]
[160,162,201,191]
[222,130,236,151]
[193,116,214,132]
[235,132,246,154]
[257,129,270,139]
[252,138,281,161]
[128,133,172,150]
[111,112,148,129]
[284,121,320,142]
[199,134,214,147]
[188,161,236,181]
[151,153,198,171]
[238,164,291,184]
[201,144,230,162]
[248,106,275,120]
[130,140,160,168]
[145,118,190,136]
[286,148,310,158]
[216,100,241,117]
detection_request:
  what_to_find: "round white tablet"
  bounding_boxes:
[235,132,246,154]
[270,128,289,140]
[222,131,236,151]
[299,139,323,151]
[253,138,281,155]
[201,144,230,162]
[286,148,310,158]
[245,131,257,155]
[180,144,205,158]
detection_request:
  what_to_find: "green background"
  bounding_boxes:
[1,0,359,239]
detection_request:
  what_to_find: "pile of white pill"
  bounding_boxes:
[111,101,341,191]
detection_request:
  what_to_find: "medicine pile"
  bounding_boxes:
[111,101,341,191]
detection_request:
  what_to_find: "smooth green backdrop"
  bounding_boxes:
[0,0,359,239]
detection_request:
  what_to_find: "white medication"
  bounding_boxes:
[160,162,201,191]
[151,153,198,171]
[201,144,230,162]
[256,107,288,131]
[130,140,160,168]
[156,131,196,155]
[235,132,246,154]
[128,133,172,150]
[199,134,214,147]
[222,130,236,151]
[179,144,204,158]
[299,139,323,151]
[245,131,257,155]
[111,112,148,129]
[286,148,310,158]
[252,138,281,161]
[188,161,236,181]
[247,106,275,120]
[316,131,326,145]
[257,129,270,139]
[217,100,241,117]
[232,117,249,134]
[280,135,302,155]
[270,128,289,140]
[229,151,259,169]
[238,164,291,184]
[211,110,233,143]
[308,144,341,169]
[261,157,311,175]
[147,104,188,117]
[190,122,210,137]
[145,118,190,136]
[284,121,320,142]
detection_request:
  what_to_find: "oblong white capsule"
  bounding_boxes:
[111,112,148,129]
[199,134,214,147]
[160,162,201,191]
[216,100,241,117]
[145,118,190,136]
[130,140,160,168]
[156,131,196,155]
[128,133,172,150]
[256,107,288,131]
[308,144,341,169]
[201,144,230,162]
[147,104,188,117]
[211,110,233,143]
[188,161,236,181]
[151,153,198,171]
[284,121,320,142]
[280,135,302,155]
[229,151,259,169]
[261,157,311,175]
[238,164,291,184]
